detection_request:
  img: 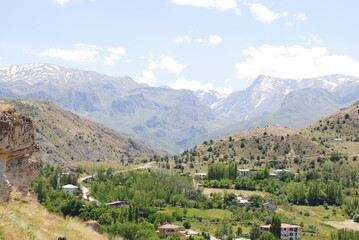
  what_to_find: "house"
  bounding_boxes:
[237,197,249,206]
[106,200,129,208]
[127,158,136,164]
[156,223,186,237]
[263,202,276,210]
[260,223,301,240]
[238,169,255,176]
[271,170,292,177]
[61,184,78,195]
[327,138,343,142]
[194,173,207,179]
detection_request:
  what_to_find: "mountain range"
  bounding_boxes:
[1,63,359,153]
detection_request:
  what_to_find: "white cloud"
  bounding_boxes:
[55,0,96,5]
[299,35,321,46]
[104,46,126,66]
[37,47,99,64]
[294,13,308,21]
[149,55,187,74]
[171,0,240,15]
[55,0,70,5]
[168,78,233,94]
[37,43,126,65]
[196,35,222,45]
[235,45,359,80]
[136,55,187,85]
[137,69,156,85]
[247,3,287,22]
[173,35,191,44]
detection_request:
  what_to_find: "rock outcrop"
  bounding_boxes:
[0,105,39,202]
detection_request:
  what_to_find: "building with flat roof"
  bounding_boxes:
[260,223,301,240]
[61,184,78,195]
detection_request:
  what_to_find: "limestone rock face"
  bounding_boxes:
[0,106,39,202]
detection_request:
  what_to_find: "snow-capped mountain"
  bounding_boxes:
[213,74,359,120]
[192,89,229,108]
[1,63,359,152]
[0,63,217,153]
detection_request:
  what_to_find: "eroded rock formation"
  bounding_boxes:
[0,105,39,202]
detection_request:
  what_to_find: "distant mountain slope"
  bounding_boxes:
[185,89,347,150]
[1,63,359,153]
[0,63,218,153]
[0,98,158,166]
[213,74,359,120]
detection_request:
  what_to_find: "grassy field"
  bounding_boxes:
[70,160,152,176]
[202,187,270,198]
[0,199,121,240]
[280,205,351,240]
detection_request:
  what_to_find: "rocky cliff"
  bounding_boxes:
[0,105,39,202]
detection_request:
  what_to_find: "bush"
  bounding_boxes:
[353,214,359,223]
[183,220,191,229]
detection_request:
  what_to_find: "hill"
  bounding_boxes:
[301,102,359,158]
[0,98,159,166]
[176,126,324,174]
[0,199,120,240]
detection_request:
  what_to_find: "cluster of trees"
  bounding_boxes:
[207,162,238,180]
[89,170,205,213]
[205,163,351,207]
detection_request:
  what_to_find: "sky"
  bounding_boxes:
[1,0,359,93]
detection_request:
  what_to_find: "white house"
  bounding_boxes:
[263,202,276,210]
[237,197,249,206]
[260,223,301,240]
[272,170,292,177]
[238,169,254,176]
[194,173,207,179]
[61,184,79,195]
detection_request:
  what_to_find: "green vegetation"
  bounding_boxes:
[331,229,359,240]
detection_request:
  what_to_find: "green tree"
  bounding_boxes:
[259,232,277,240]
[270,215,281,239]
[250,224,260,240]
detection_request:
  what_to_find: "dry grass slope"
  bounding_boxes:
[0,199,120,240]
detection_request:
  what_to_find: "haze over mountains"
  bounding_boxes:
[0,63,359,153]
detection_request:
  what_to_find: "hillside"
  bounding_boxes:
[176,126,324,174]
[0,199,119,240]
[302,102,359,158]
[0,98,159,166]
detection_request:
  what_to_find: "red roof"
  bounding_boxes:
[261,223,301,229]
[158,223,181,229]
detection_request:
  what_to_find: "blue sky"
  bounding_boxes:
[1,0,359,92]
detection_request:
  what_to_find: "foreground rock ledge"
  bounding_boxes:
[0,105,39,202]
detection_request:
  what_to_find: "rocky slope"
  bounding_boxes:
[0,105,39,202]
[0,99,159,166]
